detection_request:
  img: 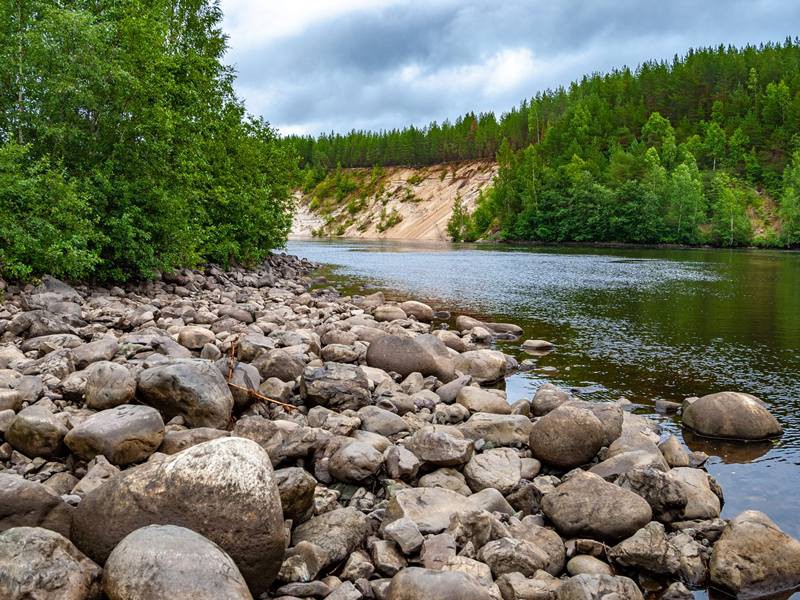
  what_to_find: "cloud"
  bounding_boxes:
[220,0,800,135]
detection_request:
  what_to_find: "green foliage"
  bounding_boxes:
[377,207,402,232]
[779,151,800,246]
[0,0,296,281]
[447,194,468,241]
[710,174,753,246]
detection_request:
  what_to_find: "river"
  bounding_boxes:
[287,239,800,583]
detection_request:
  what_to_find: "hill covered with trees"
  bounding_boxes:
[293,41,800,247]
[0,0,296,281]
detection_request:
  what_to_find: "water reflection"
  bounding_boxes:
[682,431,775,463]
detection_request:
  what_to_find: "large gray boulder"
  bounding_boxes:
[529,405,605,469]
[458,413,533,446]
[0,527,102,600]
[84,361,136,410]
[456,387,511,414]
[531,383,570,416]
[366,334,454,382]
[541,471,652,542]
[71,437,285,596]
[301,362,371,411]
[404,428,473,467]
[557,574,643,600]
[102,525,252,600]
[64,404,164,465]
[137,361,234,428]
[386,567,491,600]
[710,510,800,598]
[453,350,507,384]
[463,448,522,494]
[329,441,384,482]
[5,405,67,458]
[683,392,782,440]
[382,487,477,534]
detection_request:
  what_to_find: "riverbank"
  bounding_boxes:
[0,253,798,599]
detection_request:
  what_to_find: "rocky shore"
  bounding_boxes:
[0,254,799,600]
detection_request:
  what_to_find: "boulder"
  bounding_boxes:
[668,467,721,520]
[683,392,782,440]
[291,508,369,569]
[71,437,284,595]
[64,404,164,465]
[0,474,73,537]
[400,300,434,322]
[329,441,384,482]
[253,348,305,382]
[529,405,605,469]
[84,361,137,410]
[710,510,800,598]
[531,383,570,416]
[366,334,454,382]
[177,325,216,350]
[478,536,549,578]
[458,413,533,446]
[386,567,491,600]
[453,350,507,384]
[301,362,372,411]
[541,471,652,542]
[616,467,688,522]
[358,405,408,436]
[102,525,252,600]
[374,304,408,322]
[557,574,643,600]
[463,448,522,494]
[5,405,67,458]
[404,428,473,467]
[456,387,511,415]
[506,516,566,576]
[275,467,317,522]
[382,487,476,534]
[158,427,229,454]
[0,527,101,600]
[418,468,472,496]
[71,338,119,370]
[137,361,234,429]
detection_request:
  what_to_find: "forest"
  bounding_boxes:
[0,0,296,281]
[292,41,800,247]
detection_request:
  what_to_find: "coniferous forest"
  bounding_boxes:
[291,41,800,247]
[0,0,296,281]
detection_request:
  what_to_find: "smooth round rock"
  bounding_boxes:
[102,525,252,600]
[71,437,284,596]
[64,404,164,465]
[529,405,605,469]
[567,554,613,576]
[5,405,67,458]
[558,574,643,600]
[84,361,136,410]
[683,392,783,440]
[386,567,491,600]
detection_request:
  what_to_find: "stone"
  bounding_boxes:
[658,435,690,468]
[531,383,570,416]
[386,568,491,600]
[463,448,522,494]
[399,300,434,322]
[254,348,306,382]
[72,456,119,497]
[321,343,360,363]
[566,555,613,576]
[71,338,119,370]
[84,361,136,409]
[382,487,477,534]
[102,525,252,600]
[301,362,372,411]
[177,325,216,350]
[291,508,370,569]
[384,445,421,480]
[137,361,234,429]
[5,405,67,458]
[668,467,721,520]
[456,387,511,414]
[358,405,408,436]
[447,509,508,549]
[522,339,554,351]
[453,350,507,384]
[435,375,471,403]
[71,438,284,595]
[0,527,101,600]
[275,467,317,522]
[556,574,643,600]
[565,400,623,447]
[158,427,229,454]
[216,359,261,410]
[0,474,73,537]
[710,510,800,598]
[541,471,652,542]
[616,467,688,522]
[404,428,473,467]
[478,537,549,578]
[341,549,375,581]
[418,468,472,496]
[421,533,457,570]
[458,413,533,446]
[383,517,424,554]
[280,541,330,583]
[529,405,605,469]
[683,391,783,440]
[329,441,384,482]
[374,304,407,322]
[64,404,164,465]
[506,517,566,576]
[371,540,407,576]
[366,334,454,382]
[496,572,561,600]
[327,581,363,600]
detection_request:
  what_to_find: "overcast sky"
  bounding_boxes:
[221,0,800,136]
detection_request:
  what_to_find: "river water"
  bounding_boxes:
[287,239,800,570]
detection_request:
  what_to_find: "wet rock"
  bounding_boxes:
[386,567,491,600]
[291,508,370,569]
[456,387,512,414]
[103,525,251,600]
[541,471,652,542]
[71,437,284,595]
[301,362,372,411]
[0,527,101,600]
[64,404,164,465]
[366,334,454,382]
[83,361,137,410]
[5,405,67,458]
[453,350,507,384]
[404,428,473,467]
[137,361,234,429]
[557,574,643,600]
[0,474,73,537]
[529,405,605,469]
[464,448,522,494]
[683,391,783,440]
[710,510,800,598]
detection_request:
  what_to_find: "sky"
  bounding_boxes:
[220,0,800,137]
